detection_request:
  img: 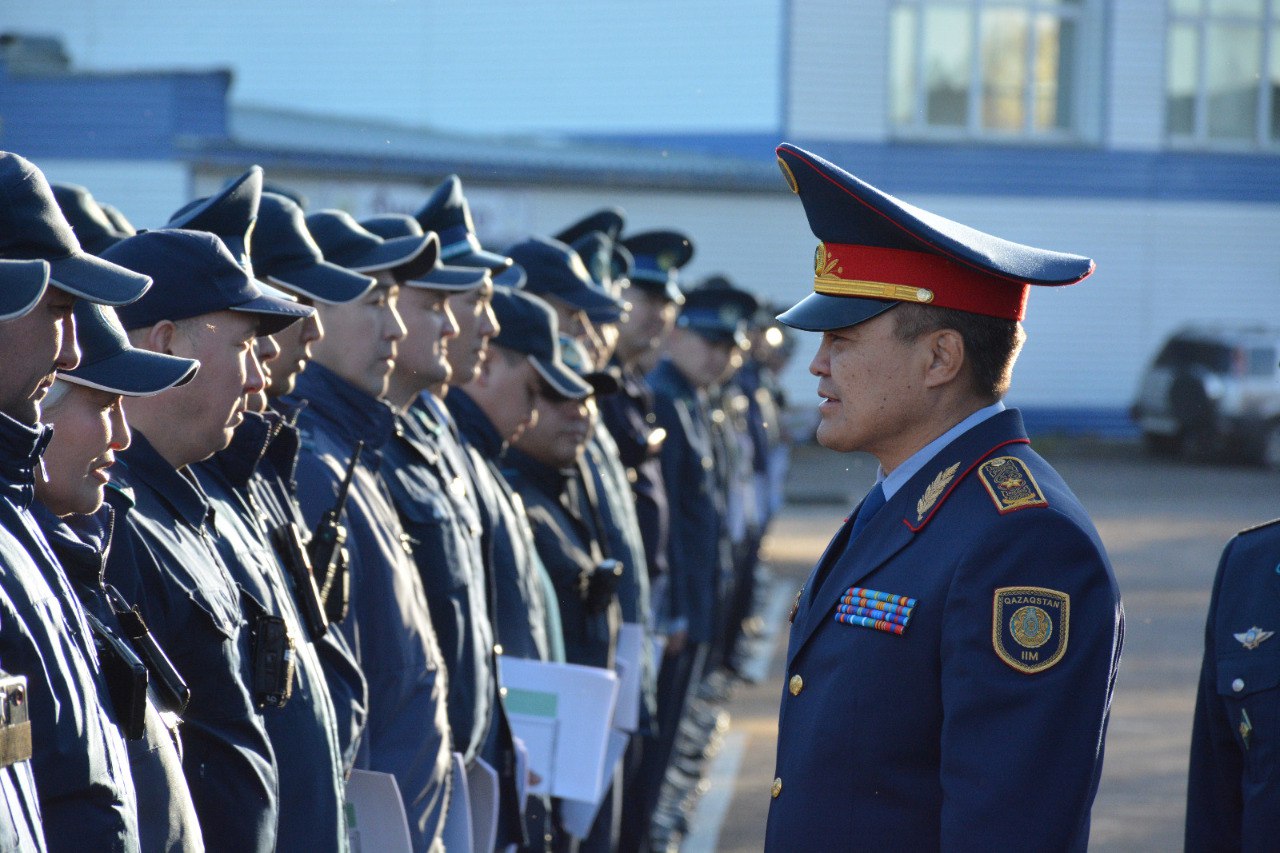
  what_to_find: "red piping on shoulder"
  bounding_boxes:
[902,438,1030,533]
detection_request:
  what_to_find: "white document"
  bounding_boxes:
[499,657,619,802]
[512,734,530,807]
[612,623,644,732]
[467,756,500,853]
[346,769,413,853]
[558,729,631,839]
[439,753,472,853]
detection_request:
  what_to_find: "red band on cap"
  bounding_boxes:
[816,243,1028,321]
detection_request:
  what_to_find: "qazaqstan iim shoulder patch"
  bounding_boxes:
[992,586,1069,674]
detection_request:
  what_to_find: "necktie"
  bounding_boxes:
[849,481,887,543]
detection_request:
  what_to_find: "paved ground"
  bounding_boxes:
[686,441,1279,851]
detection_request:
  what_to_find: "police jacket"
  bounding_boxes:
[105,430,277,853]
[501,445,613,669]
[447,389,558,663]
[647,358,722,644]
[765,409,1122,851]
[286,363,451,853]
[258,402,368,774]
[599,363,668,585]
[1186,519,1280,852]
[195,411,348,853]
[32,496,203,853]
[384,397,495,766]
[0,412,139,853]
[0,755,42,853]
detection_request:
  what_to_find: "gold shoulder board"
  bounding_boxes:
[976,456,1047,515]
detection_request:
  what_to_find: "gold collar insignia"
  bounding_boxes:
[917,462,960,523]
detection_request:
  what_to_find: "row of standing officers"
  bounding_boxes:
[0,149,793,852]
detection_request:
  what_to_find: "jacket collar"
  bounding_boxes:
[205,411,279,489]
[31,500,114,591]
[287,361,397,452]
[446,388,504,459]
[789,408,1031,668]
[648,356,696,399]
[0,411,53,512]
[114,430,214,529]
[501,444,568,500]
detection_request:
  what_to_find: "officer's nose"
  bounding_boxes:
[386,302,408,343]
[244,345,266,396]
[108,397,132,451]
[442,302,459,340]
[481,303,500,340]
[56,309,82,372]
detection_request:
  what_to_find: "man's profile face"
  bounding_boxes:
[313,272,407,399]
[0,286,80,424]
[394,286,459,390]
[167,311,264,459]
[616,286,675,363]
[446,281,497,386]
[516,390,591,469]
[809,310,923,455]
[486,353,540,443]
[669,328,734,390]
[268,310,323,398]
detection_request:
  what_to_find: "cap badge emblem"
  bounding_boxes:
[1234,626,1274,650]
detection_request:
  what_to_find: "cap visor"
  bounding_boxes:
[776,292,897,333]
[492,263,526,289]
[530,356,593,400]
[0,260,50,321]
[230,292,316,336]
[47,250,151,307]
[442,247,514,274]
[557,283,625,315]
[267,262,375,305]
[406,263,488,292]
[62,348,198,397]
[346,234,432,275]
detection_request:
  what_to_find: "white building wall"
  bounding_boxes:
[786,1,891,141]
[35,159,192,233]
[1105,0,1168,150]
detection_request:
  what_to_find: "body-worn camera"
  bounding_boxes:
[85,611,148,740]
[584,558,624,615]
[0,670,32,768]
[240,588,296,709]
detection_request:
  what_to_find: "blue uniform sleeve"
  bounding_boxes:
[1185,536,1243,852]
[938,508,1122,851]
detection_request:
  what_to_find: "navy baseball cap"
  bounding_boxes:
[252,192,375,305]
[621,230,692,305]
[0,153,151,306]
[773,142,1095,332]
[414,176,513,272]
[553,207,626,246]
[492,261,527,289]
[61,301,199,396]
[0,258,50,321]
[569,231,632,323]
[168,167,263,274]
[491,287,592,400]
[104,229,312,335]
[306,209,434,276]
[678,281,758,349]
[99,204,137,237]
[507,236,624,318]
[558,335,619,397]
[359,213,488,291]
[52,183,131,255]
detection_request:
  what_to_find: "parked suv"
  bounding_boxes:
[1131,324,1280,466]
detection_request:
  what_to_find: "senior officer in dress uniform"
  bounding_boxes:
[1186,522,1280,850]
[764,144,1123,852]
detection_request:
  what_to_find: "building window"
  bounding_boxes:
[1166,0,1280,147]
[889,0,1086,139]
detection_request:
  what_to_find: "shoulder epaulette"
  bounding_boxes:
[976,455,1048,515]
[1237,516,1280,536]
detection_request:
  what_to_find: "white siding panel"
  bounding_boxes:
[786,1,890,141]
[1105,0,1168,150]
[34,160,192,233]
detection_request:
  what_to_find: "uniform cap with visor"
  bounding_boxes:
[306,209,435,276]
[61,301,199,396]
[620,230,692,306]
[52,183,132,255]
[490,286,593,401]
[414,175,513,272]
[359,214,489,292]
[252,192,376,305]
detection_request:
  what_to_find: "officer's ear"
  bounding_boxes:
[921,327,966,390]
[128,320,180,356]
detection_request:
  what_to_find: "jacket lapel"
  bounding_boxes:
[786,409,1031,668]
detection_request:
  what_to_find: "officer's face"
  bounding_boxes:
[37,383,129,516]
[517,390,592,468]
[616,287,675,363]
[0,286,80,425]
[393,286,459,391]
[484,352,540,443]
[446,281,497,387]
[268,310,323,398]
[312,274,407,399]
[810,309,929,461]
[167,311,265,459]
[247,334,280,414]
[668,328,733,390]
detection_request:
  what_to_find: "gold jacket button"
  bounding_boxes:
[789,674,804,696]
[771,777,782,798]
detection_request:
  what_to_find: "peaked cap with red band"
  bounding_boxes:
[773,143,1095,332]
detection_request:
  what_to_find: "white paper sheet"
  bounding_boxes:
[467,756,500,853]
[558,729,631,839]
[439,753,472,853]
[499,657,619,802]
[612,623,644,732]
[346,769,413,853]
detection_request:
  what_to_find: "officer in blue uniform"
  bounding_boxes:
[171,170,356,852]
[102,227,311,853]
[1186,520,1280,851]
[286,211,454,853]
[0,153,154,853]
[764,144,1123,851]
[31,299,204,852]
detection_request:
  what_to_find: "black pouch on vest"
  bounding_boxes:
[239,586,296,709]
[84,611,148,740]
[0,671,32,767]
